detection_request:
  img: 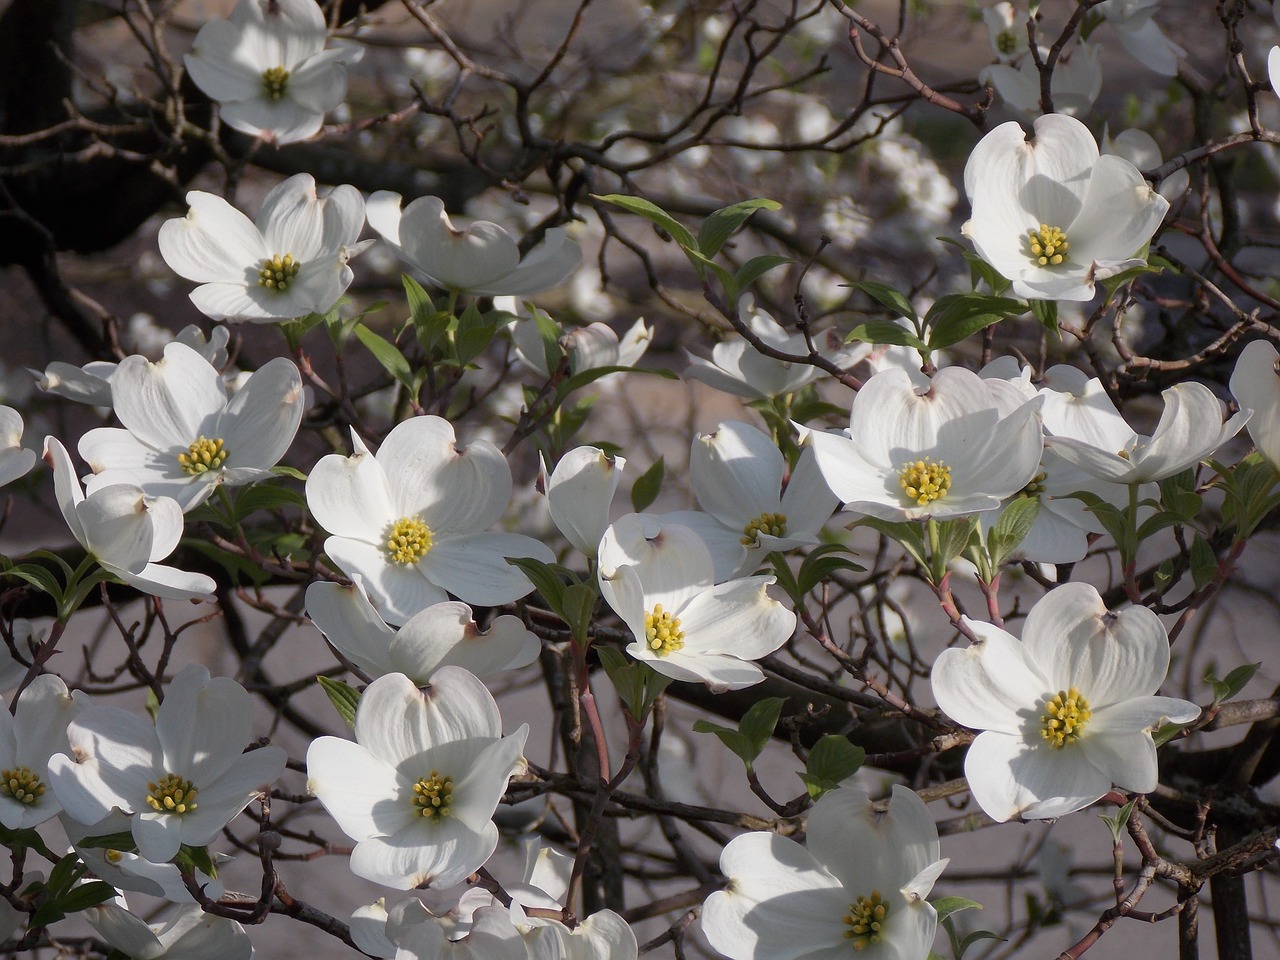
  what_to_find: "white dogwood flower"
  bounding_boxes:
[158,173,368,322]
[0,675,86,830]
[539,446,626,558]
[598,515,796,691]
[702,785,947,960]
[984,2,1028,60]
[305,415,553,624]
[1231,339,1280,468]
[88,898,251,960]
[184,0,360,145]
[502,297,652,379]
[367,194,581,296]
[1103,127,1188,201]
[1271,46,1280,98]
[48,664,286,863]
[306,669,529,889]
[980,42,1102,118]
[932,582,1199,821]
[1097,0,1184,77]
[78,342,304,511]
[807,365,1044,522]
[305,579,539,684]
[0,406,35,489]
[45,438,216,602]
[962,113,1170,302]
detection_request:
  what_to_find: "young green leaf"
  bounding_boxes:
[317,676,361,727]
[631,457,666,512]
[698,198,781,258]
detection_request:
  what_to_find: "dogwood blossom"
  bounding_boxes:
[66,811,225,904]
[502,297,652,378]
[367,194,581,296]
[962,113,1169,302]
[539,446,626,558]
[1231,340,1280,468]
[87,898,251,960]
[0,675,85,830]
[598,514,796,690]
[0,406,34,489]
[184,0,360,145]
[807,365,1044,522]
[78,342,304,511]
[305,579,539,684]
[48,663,286,863]
[45,438,216,602]
[158,173,368,322]
[1103,127,1188,200]
[984,2,1028,60]
[1271,46,1280,98]
[1097,0,1184,76]
[306,669,529,889]
[305,415,553,624]
[932,582,1199,821]
[702,785,947,960]
[980,43,1102,118]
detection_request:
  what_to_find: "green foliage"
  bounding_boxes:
[1205,662,1262,708]
[595,647,672,722]
[27,853,117,928]
[693,697,786,772]
[798,735,865,798]
[317,676,361,727]
[1099,797,1138,844]
[924,293,1027,350]
[849,280,918,322]
[631,457,665,512]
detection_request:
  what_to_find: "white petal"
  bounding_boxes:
[1231,339,1280,467]
[542,446,624,558]
[307,433,397,540]
[183,19,262,103]
[112,342,226,455]
[690,421,785,529]
[306,579,398,677]
[324,536,450,626]
[156,665,249,785]
[158,192,265,284]
[964,731,1109,822]
[398,197,520,292]
[216,357,304,471]
[417,533,552,606]
[474,228,582,297]
[676,578,795,660]
[307,736,409,841]
[931,623,1047,735]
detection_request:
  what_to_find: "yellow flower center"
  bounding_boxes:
[1017,470,1048,499]
[258,253,301,291]
[105,849,124,864]
[1026,224,1070,267]
[1041,686,1092,748]
[145,773,198,815]
[741,511,788,545]
[0,766,45,805]
[385,515,434,564]
[995,30,1019,54]
[842,890,889,950]
[645,604,685,655]
[177,436,229,475]
[261,65,290,100]
[411,770,454,819]
[899,457,951,507]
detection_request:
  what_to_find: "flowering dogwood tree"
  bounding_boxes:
[2,1,1280,959]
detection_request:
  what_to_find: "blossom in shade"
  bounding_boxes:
[366,194,581,296]
[66,811,224,904]
[0,406,35,489]
[305,415,553,624]
[1230,339,1280,469]
[0,675,86,830]
[539,445,626,558]
[979,42,1102,118]
[87,898,251,960]
[807,365,1044,522]
[184,0,360,145]
[1102,127,1188,201]
[78,342,304,511]
[306,669,529,889]
[701,785,948,960]
[984,2,1028,60]
[48,664,286,863]
[931,582,1200,821]
[961,113,1170,302]
[1271,46,1280,98]
[305,579,539,684]
[598,514,796,691]
[158,173,368,322]
[45,438,216,603]
[502,297,652,379]
[1097,0,1184,77]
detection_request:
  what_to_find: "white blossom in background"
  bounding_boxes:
[598,515,796,691]
[1097,0,1185,77]
[932,582,1199,821]
[979,42,1102,118]
[702,785,947,960]
[0,406,35,489]
[366,193,581,296]
[806,365,1044,522]
[1102,127,1189,201]
[48,664,286,863]
[305,415,554,624]
[502,297,651,379]
[78,342,303,511]
[539,446,626,558]
[87,898,251,960]
[0,675,85,830]
[1230,339,1280,468]
[684,297,867,400]
[159,173,369,322]
[184,0,361,145]
[1042,376,1246,484]
[305,579,539,684]
[984,2,1028,60]
[1270,46,1280,98]
[962,113,1169,302]
[306,669,529,889]
[384,902,527,960]
[45,438,216,602]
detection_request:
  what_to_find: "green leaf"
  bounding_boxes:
[504,557,574,615]
[317,676,361,727]
[850,281,917,321]
[455,301,496,366]
[528,304,565,376]
[403,274,435,326]
[270,465,309,482]
[857,517,928,571]
[692,721,759,769]
[800,735,865,797]
[1098,797,1138,844]
[56,880,117,915]
[561,364,677,395]
[5,562,64,601]
[796,544,865,596]
[732,254,792,295]
[45,853,83,897]
[844,320,927,350]
[354,322,414,387]
[924,293,1026,350]
[595,646,670,721]
[768,551,802,605]
[593,194,698,250]
[75,831,137,852]
[1029,298,1058,334]
[986,497,1041,568]
[932,896,983,924]
[631,457,665,512]
[954,929,1004,959]
[937,236,1011,295]
[1205,662,1261,707]
[698,198,781,258]
[929,517,981,583]
[560,583,597,647]
[739,697,786,755]
[1190,533,1218,589]
[176,844,219,879]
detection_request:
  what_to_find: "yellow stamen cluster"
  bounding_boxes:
[645,604,685,655]
[1017,471,1048,499]
[741,511,788,545]
[261,66,290,100]
[995,30,1019,54]
[0,766,44,805]
[1041,686,1092,748]
[842,891,889,950]
[259,253,301,292]
[1026,224,1070,266]
[385,515,434,564]
[899,458,952,507]
[145,774,198,815]
[411,771,453,819]
[177,436,228,475]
